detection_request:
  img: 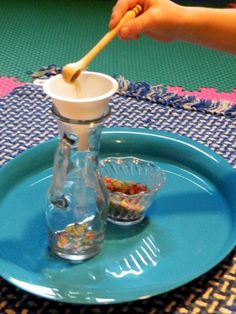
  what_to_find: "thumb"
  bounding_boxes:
[119,14,149,39]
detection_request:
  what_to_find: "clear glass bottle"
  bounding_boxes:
[46,106,109,262]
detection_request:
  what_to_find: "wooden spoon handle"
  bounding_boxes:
[76,4,142,69]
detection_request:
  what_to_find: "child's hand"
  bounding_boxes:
[109,0,185,42]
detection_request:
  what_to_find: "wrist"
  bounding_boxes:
[162,4,194,41]
[176,6,215,43]
[173,6,198,41]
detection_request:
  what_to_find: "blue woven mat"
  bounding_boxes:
[1,79,236,167]
[0,81,236,313]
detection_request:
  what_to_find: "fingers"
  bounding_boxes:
[118,13,149,39]
[118,26,138,40]
[109,0,145,29]
[144,31,172,42]
[109,0,177,42]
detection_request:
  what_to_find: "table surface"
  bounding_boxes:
[1,0,236,92]
[0,0,236,312]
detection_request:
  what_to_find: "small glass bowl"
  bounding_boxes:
[99,157,166,226]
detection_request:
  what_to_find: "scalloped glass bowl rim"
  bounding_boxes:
[99,156,167,199]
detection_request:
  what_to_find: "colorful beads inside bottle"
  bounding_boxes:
[56,222,96,251]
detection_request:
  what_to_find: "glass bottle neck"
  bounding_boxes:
[53,105,109,152]
[58,120,104,153]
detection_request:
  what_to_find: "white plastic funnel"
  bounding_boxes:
[43,71,118,150]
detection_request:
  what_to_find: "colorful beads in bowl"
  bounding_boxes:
[99,157,166,226]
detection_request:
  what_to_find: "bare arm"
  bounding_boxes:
[109,0,236,55]
[180,7,236,54]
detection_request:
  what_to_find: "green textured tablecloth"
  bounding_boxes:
[0,0,236,92]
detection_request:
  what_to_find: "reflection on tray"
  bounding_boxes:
[105,233,159,278]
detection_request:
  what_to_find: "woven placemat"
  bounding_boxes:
[0,80,235,313]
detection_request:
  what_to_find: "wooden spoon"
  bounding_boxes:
[62,5,142,84]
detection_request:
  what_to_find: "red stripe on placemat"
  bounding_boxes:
[166,86,236,104]
[0,76,27,97]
